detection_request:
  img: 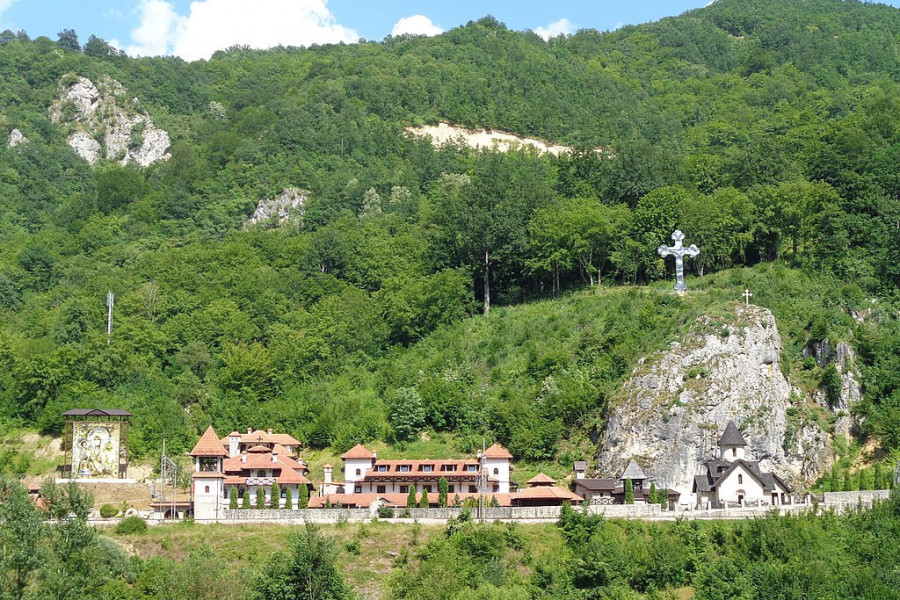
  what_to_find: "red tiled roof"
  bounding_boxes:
[341,444,375,459]
[512,486,583,502]
[271,433,302,446]
[483,443,513,459]
[527,473,557,486]
[190,426,229,457]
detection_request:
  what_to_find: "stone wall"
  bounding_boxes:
[823,490,891,511]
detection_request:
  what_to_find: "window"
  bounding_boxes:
[400,465,411,472]
[354,485,362,493]
[204,485,210,493]
[466,465,477,472]
[493,468,499,475]
[377,465,388,472]
[737,474,743,484]
[376,485,386,493]
[441,464,455,472]
[732,448,737,458]
[355,468,361,476]
[421,465,433,472]
[448,485,455,493]
[422,485,432,493]
[399,485,409,493]
[469,485,477,493]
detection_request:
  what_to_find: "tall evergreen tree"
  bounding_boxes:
[625,479,634,504]
[298,484,309,509]
[438,477,449,507]
[270,482,281,508]
[407,487,417,509]
[284,487,293,510]
[419,489,429,508]
[229,487,238,510]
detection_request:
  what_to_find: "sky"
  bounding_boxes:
[2,0,900,62]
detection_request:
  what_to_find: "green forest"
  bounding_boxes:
[1,0,900,472]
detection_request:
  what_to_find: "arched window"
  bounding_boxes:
[355,468,361,476]
[737,474,743,485]
[204,485,210,493]
[732,448,737,458]
[493,468,499,475]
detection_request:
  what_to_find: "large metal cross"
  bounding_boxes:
[657,230,700,292]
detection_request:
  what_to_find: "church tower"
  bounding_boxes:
[718,421,747,462]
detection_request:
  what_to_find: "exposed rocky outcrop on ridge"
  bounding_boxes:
[598,305,834,500]
[244,188,308,228]
[48,75,170,167]
[7,128,27,147]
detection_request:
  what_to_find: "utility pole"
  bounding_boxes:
[106,291,114,344]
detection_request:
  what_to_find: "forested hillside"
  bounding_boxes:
[1,0,900,467]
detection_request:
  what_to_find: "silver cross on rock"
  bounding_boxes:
[657,230,700,292]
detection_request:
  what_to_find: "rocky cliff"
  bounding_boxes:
[597,304,836,500]
[244,188,308,228]
[48,76,170,167]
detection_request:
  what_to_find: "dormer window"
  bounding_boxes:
[466,465,477,472]
[441,464,455,472]
[399,464,411,472]
[421,465,433,472]
[377,465,388,472]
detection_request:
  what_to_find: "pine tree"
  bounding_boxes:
[298,483,309,509]
[625,478,634,504]
[256,487,265,509]
[649,482,658,504]
[842,470,852,492]
[229,487,238,510]
[452,494,461,507]
[407,487,417,508]
[830,464,839,492]
[284,487,293,510]
[242,490,251,509]
[270,482,281,508]
[489,495,499,508]
[419,490,429,508]
[438,477,449,507]
[874,463,884,490]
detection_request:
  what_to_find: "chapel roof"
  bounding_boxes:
[621,459,648,481]
[190,426,229,457]
[527,473,557,486]
[341,444,375,459]
[718,421,748,447]
[483,443,513,459]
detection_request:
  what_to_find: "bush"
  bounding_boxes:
[115,515,147,535]
[99,504,119,518]
[377,506,395,519]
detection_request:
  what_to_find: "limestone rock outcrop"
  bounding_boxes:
[598,305,831,501]
[244,188,308,228]
[7,128,27,147]
[49,76,170,167]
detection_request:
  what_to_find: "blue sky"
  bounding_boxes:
[2,0,899,61]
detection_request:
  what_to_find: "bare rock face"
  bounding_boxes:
[245,188,308,228]
[806,338,861,439]
[8,128,28,147]
[598,305,830,500]
[49,76,171,167]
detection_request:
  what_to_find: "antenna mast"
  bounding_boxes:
[106,291,114,344]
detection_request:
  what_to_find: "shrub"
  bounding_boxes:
[377,506,395,519]
[284,487,293,510]
[256,488,265,509]
[229,487,238,510]
[115,515,147,535]
[99,504,118,518]
[242,490,251,509]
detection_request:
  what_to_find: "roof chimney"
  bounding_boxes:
[324,464,332,484]
[372,450,377,460]
[272,451,278,463]
[267,428,273,435]
[247,427,252,434]
[241,452,246,464]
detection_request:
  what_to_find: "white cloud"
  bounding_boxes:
[390,15,443,37]
[127,0,358,61]
[534,18,575,41]
[127,0,185,57]
[0,0,20,28]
